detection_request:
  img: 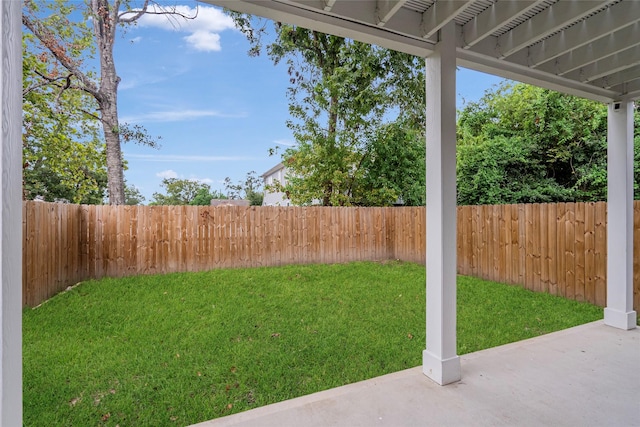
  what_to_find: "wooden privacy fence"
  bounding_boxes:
[23,201,640,311]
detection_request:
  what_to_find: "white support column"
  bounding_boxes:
[604,101,637,330]
[423,21,460,386]
[0,0,23,425]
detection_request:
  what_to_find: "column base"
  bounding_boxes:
[422,350,460,385]
[604,308,637,330]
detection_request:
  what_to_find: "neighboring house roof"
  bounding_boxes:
[261,162,285,179]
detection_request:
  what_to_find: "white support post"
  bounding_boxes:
[423,21,460,385]
[0,0,23,425]
[604,101,637,330]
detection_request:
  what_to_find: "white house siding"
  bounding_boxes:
[261,163,292,206]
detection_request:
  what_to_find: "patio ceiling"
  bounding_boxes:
[207,0,640,103]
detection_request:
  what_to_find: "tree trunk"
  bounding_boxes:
[100,98,125,205]
[94,0,124,204]
[323,94,339,206]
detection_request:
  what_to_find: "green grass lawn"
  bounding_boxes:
[24,261,602,426]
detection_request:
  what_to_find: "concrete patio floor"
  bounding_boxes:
[193,320,640,427]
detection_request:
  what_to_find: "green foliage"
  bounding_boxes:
[24,262,601,425]
[124,184,145,205]
[151,178,221,206]
[457,135,571,205]
[190,187,227,206]
[224,171,264,206]
[23,0,165,204]
[22,35,108,204]
[357,121,426,206]
[253,25,424,206]
[456,82,639,204]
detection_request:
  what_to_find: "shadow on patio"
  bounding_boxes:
[193,321,639,427]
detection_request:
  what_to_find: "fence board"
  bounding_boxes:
[22,201,640,312]
[564,203,576,300]
[575,203,586,302]
[547,203,557,295]
[584,203,596,304]
[492,204,500,282]
[540,203,549,293]
[594,202,607,306]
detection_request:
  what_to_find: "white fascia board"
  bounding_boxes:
[535,23,640,76]
[498,0,613,59]
[207,0,435,57]
[529,2,640,68]
[457,47,618,102]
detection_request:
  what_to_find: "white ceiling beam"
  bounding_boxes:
[376,0,408,26]
[497,0,613,59]
[529,2,640,68]
[563,45,640,83]
[462,0,546,49]
[590,66,640,89]
[421,0,475,39]
[324,0,337,12]
[535,23,640,76]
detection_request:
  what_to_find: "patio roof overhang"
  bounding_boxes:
[0,1,637,424]
[205,0,640,103]
[204,0,639,386]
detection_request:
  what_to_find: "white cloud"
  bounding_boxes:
[155,170,213,184]
[119,65,189,91]
[184,31,222,52]
[129,5,235,52]
[120,109,247,123]
[156,169,178,179]
[129,154,256,162]
[190,176,214,184]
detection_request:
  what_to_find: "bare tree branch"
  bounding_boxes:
[118,1,198,24]
[23,71,71,96]
[117,0,150,23]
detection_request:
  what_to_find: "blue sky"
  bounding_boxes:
[115,4,505,202]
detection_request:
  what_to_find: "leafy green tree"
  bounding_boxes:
[233,18,424,206]
[124,184,145,205]
[23,36,108,204]
[456,82,640,204]
[357,121,426,206]
[151,178,223,206]
[190,187,227,206]
[224,171,263,206]
[23,0,179,204]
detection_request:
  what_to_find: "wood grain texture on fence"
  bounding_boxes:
[22,201,640,311]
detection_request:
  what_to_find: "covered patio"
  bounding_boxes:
[201,0,640,384]
[194,321,639,426]
[0,0,639,425]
